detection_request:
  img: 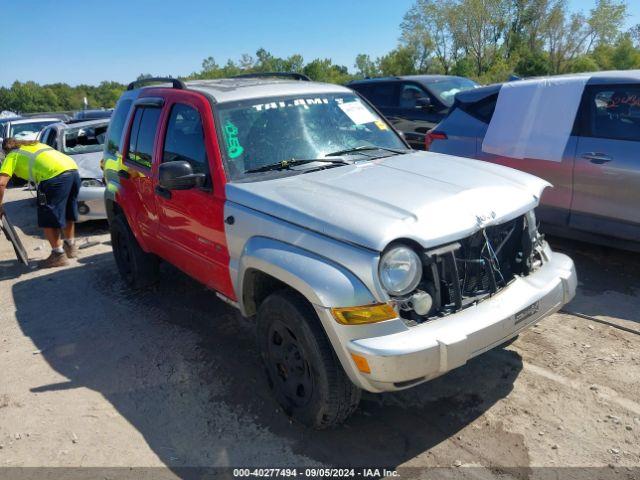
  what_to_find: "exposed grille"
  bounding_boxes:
[408,215,533,321]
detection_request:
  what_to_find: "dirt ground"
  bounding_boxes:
[0,185,638,478]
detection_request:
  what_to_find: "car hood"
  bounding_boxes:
[226,151,550,252]
[70,152,102,180]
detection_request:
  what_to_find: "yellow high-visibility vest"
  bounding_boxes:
[0,142,77,184]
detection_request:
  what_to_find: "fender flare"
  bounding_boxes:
[237,236,376,315]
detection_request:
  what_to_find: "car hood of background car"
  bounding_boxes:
[226,151,550,252]
[71,152,102,180]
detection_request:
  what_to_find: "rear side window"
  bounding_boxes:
[127,107,161,169]
[585,85,640,142]
[106,99,133,155]
[42,128,57,148]
[457,93,498,124]
[355,83,399,108]
[162,103,209,174]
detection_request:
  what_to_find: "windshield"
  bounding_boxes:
[9,121,55,139]
[215,93,406,180]
[427,78,479,107]
[63,123,108,155]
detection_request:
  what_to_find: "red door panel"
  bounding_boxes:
[150,89,235,300]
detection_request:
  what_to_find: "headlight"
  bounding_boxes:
[379,246,422,296]
[81,179,103,188]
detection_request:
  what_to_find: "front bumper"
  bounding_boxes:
[342,252,576,392]
[77,186,107,222]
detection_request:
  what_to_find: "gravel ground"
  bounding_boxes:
[0,186,638,478]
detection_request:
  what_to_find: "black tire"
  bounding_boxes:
[257,290,361,429]
[110,213,159,289]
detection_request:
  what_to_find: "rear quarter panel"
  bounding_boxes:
[429,108,485,158]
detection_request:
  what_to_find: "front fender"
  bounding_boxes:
[238,236,376,314]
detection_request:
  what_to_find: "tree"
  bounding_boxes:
[611,34,640,69]
[377,46,418,76]
[451,0,511,76]
[587,0,628,50]
[515,50,550,76]
[354,54,379,78]
[631,24,640,47]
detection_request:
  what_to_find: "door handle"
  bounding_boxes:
[581,152,612,164]
[117,169,131,179]
[154,185,171,199]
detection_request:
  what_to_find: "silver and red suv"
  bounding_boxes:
[103,75,576,428]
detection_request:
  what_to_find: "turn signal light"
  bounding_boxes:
[331,303,397,325]
[350,353,371,374]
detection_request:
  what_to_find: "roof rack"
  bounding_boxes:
[233,72,311,82]
[127,77,186,91]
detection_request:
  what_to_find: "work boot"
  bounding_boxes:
[63,241,79,259]
[38,251,69,269]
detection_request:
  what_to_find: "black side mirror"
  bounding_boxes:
[416,97,432,110]
[158,161,205,190]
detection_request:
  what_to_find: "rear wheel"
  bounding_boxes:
[257,290,361,428]
[110,214,159,289]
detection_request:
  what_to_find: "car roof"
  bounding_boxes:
[141,78,353,104]
[9,117,60,124]
[349,75,471,85]
[454,70,640,106]
[47,119,110,131]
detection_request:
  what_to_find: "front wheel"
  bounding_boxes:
[110,213,159,289]
[257,290,361,428]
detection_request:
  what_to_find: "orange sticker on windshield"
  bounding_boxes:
[375,120,388,131]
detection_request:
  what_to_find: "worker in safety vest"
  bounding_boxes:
[0,138,81,268]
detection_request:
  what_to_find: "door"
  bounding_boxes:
[121,102,163,243]
[477,137,577,228]
[153,92,234,297]
[571,83,640,241]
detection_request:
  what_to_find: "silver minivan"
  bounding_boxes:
[429,71,640,250]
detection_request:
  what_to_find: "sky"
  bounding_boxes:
[0,0,638,88]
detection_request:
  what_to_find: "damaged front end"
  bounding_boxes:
[392,211,547,324]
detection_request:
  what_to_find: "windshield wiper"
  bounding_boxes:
[244,158,351,174]
[325,145,408,157]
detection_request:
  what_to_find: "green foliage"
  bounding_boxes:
[514,50,551,77]
[0,80,127,114]
[567,55,600,73]
[378,47,418,76]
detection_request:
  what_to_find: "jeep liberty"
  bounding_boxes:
[103,75,577,428]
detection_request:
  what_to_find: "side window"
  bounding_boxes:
[126,107,161,169]
[44,129,58,148]
[459,94,498,124]
[399,83,430,109]
[106,98,133,156]
[587,85,640,142]
[361,83,399,108]
[162,103,209,175]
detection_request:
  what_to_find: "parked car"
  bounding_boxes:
[348,75,479,149]
[104,75,576,428]
[38,119,109,222]
[72,109,113,121]
[0,117,59,143]
[428,71,640,250]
